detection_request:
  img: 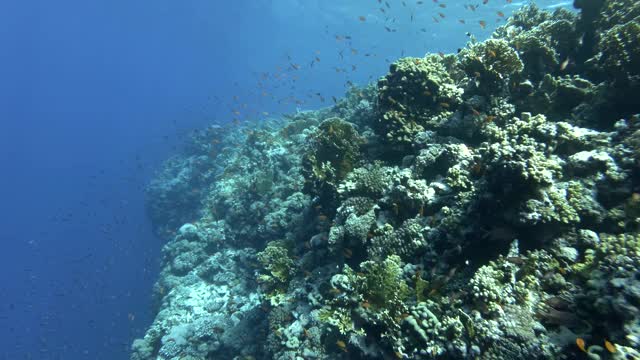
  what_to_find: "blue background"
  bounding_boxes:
[0,0,569,358]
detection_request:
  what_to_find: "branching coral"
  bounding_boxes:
[257,240,296,302]
[356,255,409,308]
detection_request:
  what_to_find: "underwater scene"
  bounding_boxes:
[3,0,640,359]
[132,0,640,359]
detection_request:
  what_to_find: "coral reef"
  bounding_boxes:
[132,2,640,359]
[302,117,364,211]
[375,55,463,147]
[459,38,524,93]
[256,240,296,305]
[597,20,640,79]
[131,247,265,360]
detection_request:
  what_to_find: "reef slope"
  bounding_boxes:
[132,2,640,359]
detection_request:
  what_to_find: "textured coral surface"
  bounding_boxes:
[132,2,640,359]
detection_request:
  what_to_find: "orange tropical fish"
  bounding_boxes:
[479,20,487,29]
[336,340,348,352]
[604,340,616,353]
[576,338,586,353]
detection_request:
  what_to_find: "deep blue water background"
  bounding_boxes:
[0,0,571,358]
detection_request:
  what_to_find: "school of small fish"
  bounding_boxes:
[208,0,565,132]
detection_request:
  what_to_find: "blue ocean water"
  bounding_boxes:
[0,0,576,359]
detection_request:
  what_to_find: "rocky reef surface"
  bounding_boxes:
[132,2,640,359]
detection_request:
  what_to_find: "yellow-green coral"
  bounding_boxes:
[357,255,409,308]
[256,240,295,294]
[302,117,363,197]
[414,271,430,303]
[317,307,364,336]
